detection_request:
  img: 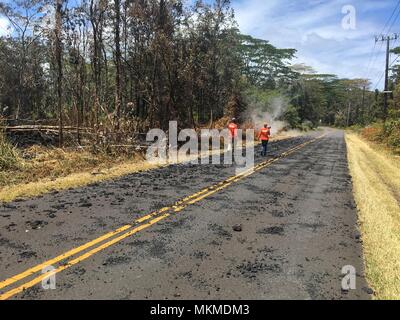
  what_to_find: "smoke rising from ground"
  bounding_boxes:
[245,94,289,135]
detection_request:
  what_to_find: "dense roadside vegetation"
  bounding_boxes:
[0,0,387,137]
[0,128,20,171]
[351,45,400,155]
[0,0,398,193]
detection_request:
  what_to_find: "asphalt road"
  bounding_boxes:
[0,129,371,300]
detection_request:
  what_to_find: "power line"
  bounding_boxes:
[380,0,400,35]
[373,40,400,91]
[365,0,400,80]
[374,34,398,118]
[374,55,400,105]
[374,71,385,90]
[390,54,400,67]
[364,41,377,80]
[366,40,384,80]
[387,2,400,35]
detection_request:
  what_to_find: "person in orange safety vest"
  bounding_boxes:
[228,118,238,138]
[258,124,271,156]
[227,118,238,162]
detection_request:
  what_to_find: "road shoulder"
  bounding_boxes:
[346,132,400,299]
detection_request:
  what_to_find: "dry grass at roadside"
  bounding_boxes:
[346,132,400,299]
[0,130,302,203]
[0,146,227,202]
[0,146,157,203]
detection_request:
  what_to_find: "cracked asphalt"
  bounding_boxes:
[0,128,371,300]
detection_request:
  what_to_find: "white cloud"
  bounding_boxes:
[232,0,395,89]
[0,17,12,37]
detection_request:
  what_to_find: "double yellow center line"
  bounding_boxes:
[0,135,325,300]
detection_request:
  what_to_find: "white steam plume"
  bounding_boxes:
[246,95,289,135]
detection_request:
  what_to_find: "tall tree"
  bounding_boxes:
[113,0,122,132]
[55,0,64,146]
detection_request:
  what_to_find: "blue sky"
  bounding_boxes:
[231,0,400,90]
[1,0,399,90]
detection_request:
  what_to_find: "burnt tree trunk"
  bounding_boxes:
[55,0,64,147]
[114,0,122,132]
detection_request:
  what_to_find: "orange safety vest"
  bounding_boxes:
[259,128,270,141]
[228,123,238,138]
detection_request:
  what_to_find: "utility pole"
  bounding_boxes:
[375,34,398,121]
[346,101,351,127]
[361,85,366,124]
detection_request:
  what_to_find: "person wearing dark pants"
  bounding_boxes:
[258,124,271,157]
[261,140,269,156]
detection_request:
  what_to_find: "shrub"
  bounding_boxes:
[300,120,314,131]
[387,131,400,150]
[334,110,347,127]
[361,124,385,143]
[385,120,400,153]
[283,105,301,129]
[361,121,400,154]
[0,131,21,170]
